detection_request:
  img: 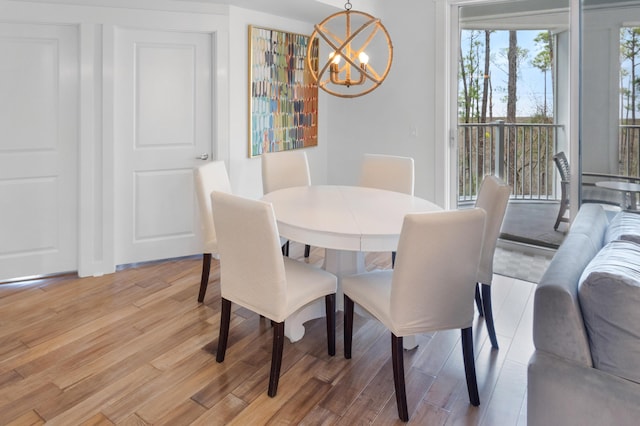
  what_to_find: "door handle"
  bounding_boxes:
[196,153,209,160]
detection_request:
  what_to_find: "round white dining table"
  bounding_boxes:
[262,185,442,344]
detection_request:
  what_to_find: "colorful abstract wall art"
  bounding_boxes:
[248,26,319,157]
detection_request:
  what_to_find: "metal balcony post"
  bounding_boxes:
[495,120,505,179]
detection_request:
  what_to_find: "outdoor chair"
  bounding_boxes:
[553,152,571,230]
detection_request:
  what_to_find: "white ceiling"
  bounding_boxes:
[15,0,633,24]
[188,0,343,21]
[11,0,345,22]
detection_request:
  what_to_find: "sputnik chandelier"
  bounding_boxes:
[306,0,393,98]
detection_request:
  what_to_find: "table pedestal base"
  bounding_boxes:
[284,248,417,350]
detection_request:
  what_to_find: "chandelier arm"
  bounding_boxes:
[318,16,380,60]
[340,17,379,51]
[314,24,343,54]
[310,26,341,82]
[356,24,381,55]
[335,18,382,74]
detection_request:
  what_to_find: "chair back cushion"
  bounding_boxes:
[475,175,511,284]
[261,150,311,194]
[211,191,287,319]
[359,154,415,195]
[390,208,486,335]
[194,161,231,252]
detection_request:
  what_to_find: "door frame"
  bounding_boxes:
[435,0,580,221]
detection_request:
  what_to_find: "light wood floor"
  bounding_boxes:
[0,243,535,425]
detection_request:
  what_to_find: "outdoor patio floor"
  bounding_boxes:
[499,200,568,249]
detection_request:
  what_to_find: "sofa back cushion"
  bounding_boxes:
[605,211,640,245]
[579,239,640,384]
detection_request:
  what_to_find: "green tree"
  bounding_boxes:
[531,31,553,120]
[621,27,640,124]
[459,30,483,124]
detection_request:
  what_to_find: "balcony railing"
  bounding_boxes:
[458,121,565,202]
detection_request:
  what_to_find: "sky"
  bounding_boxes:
[460,29,553,118]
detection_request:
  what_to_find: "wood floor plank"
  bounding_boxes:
[190,394,248,426]
[0,305,141,377]
[406,401,449,426]
[230,342,308,404]
[318,325,389,417]
[152,399,207,426]
[265,377,332,425]
[44,364,162,426]
[191,360,261,409]
[478,360,528,426]
[0,249,537,425]
[5,409,45,426]
[226,355,324,425]
[0,382,62,425]
[101,350,219,424]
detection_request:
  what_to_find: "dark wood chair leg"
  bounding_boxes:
[197,253,212,302]
[481,283,498,349]
[344,295,354,359]
[325,294,336,356]
[281,241,290,256]
[304,244,311,258]
[216,298,231,362]
[392,251,396,268]
[392,334,409,422]
[461,327,480,406]
[475,283,483,316]
[268,322,285,397]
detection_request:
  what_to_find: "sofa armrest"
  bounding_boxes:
[534,233,595,365]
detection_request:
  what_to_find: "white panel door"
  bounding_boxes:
[0,23,78,281]
[114,28,212,265]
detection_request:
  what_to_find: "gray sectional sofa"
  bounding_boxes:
[528,203,640,426]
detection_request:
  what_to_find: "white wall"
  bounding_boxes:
[324,1,441,202]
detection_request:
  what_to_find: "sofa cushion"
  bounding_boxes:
[579,240,640,384]
[605,211,640,245]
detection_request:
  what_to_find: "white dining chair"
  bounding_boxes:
[211,191,337,397]
[194,160,232,303]
[474,175,511,349]
[261,150,312,257]
[342,208,486,421]
[358,153,415,195]
[358,153,415,266]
